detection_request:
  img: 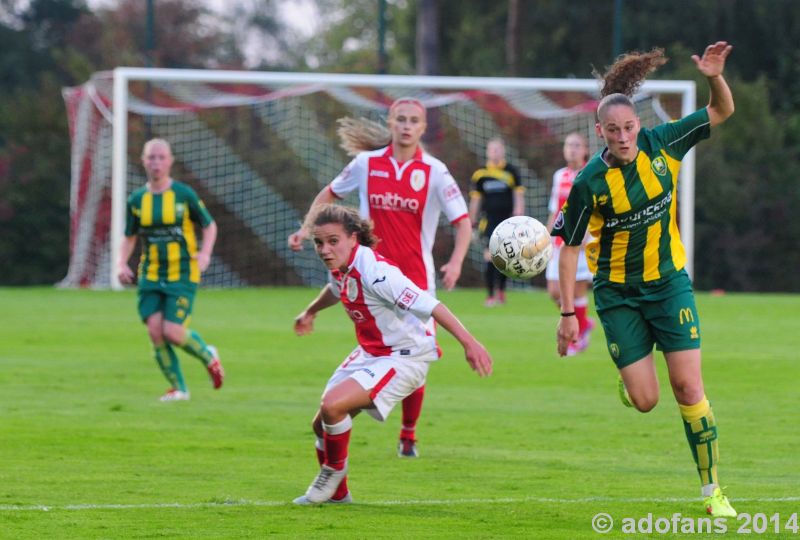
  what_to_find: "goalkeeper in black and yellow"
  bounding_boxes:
[117,138,224,402]
[552,42,736,517]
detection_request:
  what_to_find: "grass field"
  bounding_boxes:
[0,286,798,539]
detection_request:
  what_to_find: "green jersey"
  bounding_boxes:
[551,108,710,284]
[125,180,214,290]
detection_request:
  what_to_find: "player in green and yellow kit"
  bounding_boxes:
[552,42,737,517]
[117,138,224,402]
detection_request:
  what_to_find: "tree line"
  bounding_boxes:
[1,0,797,291]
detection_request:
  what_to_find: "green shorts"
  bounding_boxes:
[593,269,701,369]
[137,288,196,325]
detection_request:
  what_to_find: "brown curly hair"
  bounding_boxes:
[305,204,379,248]
[594,48,668,119]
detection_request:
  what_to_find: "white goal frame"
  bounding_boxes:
[109,67,697,290]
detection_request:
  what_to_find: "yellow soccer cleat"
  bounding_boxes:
[704,487,737,517]
[617,375,633,408]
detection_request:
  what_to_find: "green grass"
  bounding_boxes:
[0,287,798,539]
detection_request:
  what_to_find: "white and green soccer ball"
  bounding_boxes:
[489,216,553,279]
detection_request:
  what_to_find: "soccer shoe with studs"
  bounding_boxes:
[617,375,633,408]
[299,463,348,503]
[397,437,419,458]
[206,346,224,389]
[160,389,190,402]
[704,487,737,517]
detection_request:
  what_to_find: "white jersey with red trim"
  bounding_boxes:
[548,166,581,248]
[329,146,468,292]
[329,245,441,361]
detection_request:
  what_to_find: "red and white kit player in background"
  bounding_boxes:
[545,132,595,355]
[292,204,491,504]
[288,97,472,458]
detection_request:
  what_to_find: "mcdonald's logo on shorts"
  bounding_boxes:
[679,307,695,325]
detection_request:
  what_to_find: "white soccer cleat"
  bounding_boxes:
[292,492,353,505]
[159,389,190,402]
[299,463,348,503]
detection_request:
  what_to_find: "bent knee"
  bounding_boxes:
[631,394,659,413]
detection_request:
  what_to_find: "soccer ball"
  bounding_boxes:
[489,216,553,279]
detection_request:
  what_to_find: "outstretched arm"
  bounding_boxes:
[294,284,340,336]
[288,186,337,251]
[692,41,734,127]
[431,303,492,377]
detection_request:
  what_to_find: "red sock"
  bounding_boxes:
[316,439,349,500]
[575,301,589,334]
[400,385,425,440]
[323,430,351,470]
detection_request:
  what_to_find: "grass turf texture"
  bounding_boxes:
[0,287,798,539]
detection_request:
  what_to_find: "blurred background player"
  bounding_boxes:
[468,138,525,307]
[288,98,472,458]
[292,204,492,504]
[545,132,594,353]
[117,138,224,401]
[553,43,736,517]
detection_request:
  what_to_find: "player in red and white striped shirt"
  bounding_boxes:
[292,204,492,504]
[288,98,472,457]
[545,132,595,355]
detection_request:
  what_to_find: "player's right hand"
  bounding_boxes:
[294,311,315,336]
[288,228,307,251]
[556,316,580,356]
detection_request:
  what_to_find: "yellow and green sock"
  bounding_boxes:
[679,396,719,487]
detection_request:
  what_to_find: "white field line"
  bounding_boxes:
[2,496,799,512]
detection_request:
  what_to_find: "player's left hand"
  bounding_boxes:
[439,261,462,290]
[691,41,732,78]
[463,339,493,377]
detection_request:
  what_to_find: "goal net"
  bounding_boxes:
[60,69,695,289]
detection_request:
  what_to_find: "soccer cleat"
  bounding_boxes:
[483,296,497,307]
[496,290,506,305]
[300,463,348,503]
[292,492,353,505]
[617,375,633,408]
[704,487,737,517]
[397,437,419,458]
[160,388,190,402]
[206,346,224,389]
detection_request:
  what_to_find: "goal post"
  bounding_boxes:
[61,68,696,290]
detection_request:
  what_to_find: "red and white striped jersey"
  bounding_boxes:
[548,166,581,248]
[329,244,442,360]
[329,145,468,292]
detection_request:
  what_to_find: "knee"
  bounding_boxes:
[319,395,348,423]
[632,395,659,413]
[673,381,705,406]
[163,325,185,346]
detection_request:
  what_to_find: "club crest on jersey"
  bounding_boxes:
[345,277,359,302]
[651,156,668,176]
[396,288,419,310]
[410,169,426,192]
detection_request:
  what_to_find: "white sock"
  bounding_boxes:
[701,483,718,498]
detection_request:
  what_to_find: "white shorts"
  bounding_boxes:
[545,244,593,282]
[323,346,430,422]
